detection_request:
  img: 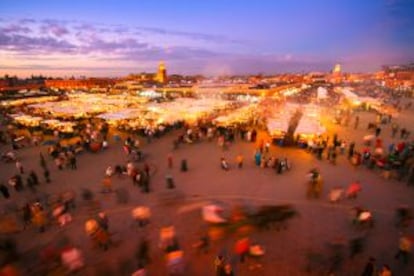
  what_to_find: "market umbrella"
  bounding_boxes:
[90,142,101,152]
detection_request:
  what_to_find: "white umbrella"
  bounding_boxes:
[202,205,227,223]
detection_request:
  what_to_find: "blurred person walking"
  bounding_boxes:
[236,154,243,169]
[0,182,10,199]
[395,234,412,264]
[15,159,24,174]
[361,257,375,276]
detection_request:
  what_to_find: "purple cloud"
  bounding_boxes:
[79,37,148,54]
[18,18,36,24]
[1,17,300,76]
[73,23,97,32]
[112,25,130,34]
[94,44,220,63]
[0,64,138,71]
[163,46,219,59]
[0,31,76,53]
[135,26,246,44]
[0,19,150,56]
[70,21,245,44]
[0,24,31,34]
[40,21,69,37]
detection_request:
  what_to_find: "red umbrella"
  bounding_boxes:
[234,238,250,255]
[347,182,361,196]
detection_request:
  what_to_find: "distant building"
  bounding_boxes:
[307,72,327,84]
[0,79,8,89]
[383,63,414,73]
[0,76,45,92]
[156,61,167,84]
[381,63,414,90]
[126,73,155,82]
[124,62,168,86]
[45,78,115,90]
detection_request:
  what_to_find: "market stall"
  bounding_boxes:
[213,104,257,127]
[12,114,43,127]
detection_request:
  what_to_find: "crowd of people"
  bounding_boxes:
[0,93,413,275]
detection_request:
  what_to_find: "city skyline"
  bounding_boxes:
[1,0,414,77]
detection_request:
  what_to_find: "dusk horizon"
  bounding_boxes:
[1,0,414,77]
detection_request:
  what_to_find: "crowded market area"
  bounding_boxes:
[0,85,413,275]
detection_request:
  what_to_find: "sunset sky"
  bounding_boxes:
[1,0,413,77]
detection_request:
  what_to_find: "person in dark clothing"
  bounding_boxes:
[331,151,337,165]
[12,142,18,150]
[317,146,323,160]
[26,176,36,193]
[0,238,19,265]
[70,155,77,170]
[348,142,355,160]
[400,128,407,139]
[349,237,365,258]
[361,257,375,276]
[135,237,151,267]
[333,134,338,145]
[141,172,150,193]
[144,163,150,177]
[165,174,175,189]
[81,188,93,201]
[15,175,23,191]
[408,165,414,186]
[43,169,51,183]
[375,127,381,137]
[181,159,188,172]
[277,160,283,174]
[0,183,10,199]
[29,171,39,186]
[22,203,31,229]
[40,152,47,169]
[115,165,123,177]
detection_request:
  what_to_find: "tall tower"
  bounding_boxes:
[332,63,342,84]
[156,61,167,84]
[333,63,341,74]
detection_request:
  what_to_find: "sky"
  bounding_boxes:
[0,0,413,77]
